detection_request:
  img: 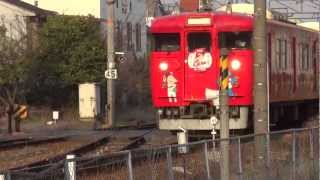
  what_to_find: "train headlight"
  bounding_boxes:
[231,59,241,71]
[159,62,168,71]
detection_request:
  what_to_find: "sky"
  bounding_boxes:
[21,0,319,22]
[21,0,179,17]
[22,0,101,17]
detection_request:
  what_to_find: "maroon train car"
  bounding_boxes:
[149,11,319,131]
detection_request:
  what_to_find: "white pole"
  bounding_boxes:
[177,128,188,154]
[0,173,9,180]
[66,154,76,180]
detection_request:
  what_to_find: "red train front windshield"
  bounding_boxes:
[153,33,180,52]
[218,32,252,49]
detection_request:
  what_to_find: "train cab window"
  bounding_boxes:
[153,33,180,52]
[218,31,252,49]
[187,32,211,52]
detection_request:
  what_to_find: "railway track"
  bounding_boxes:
[8,129,178,179]
[0,131,106,171]
[1,126,176,172]
[0,135,69,149]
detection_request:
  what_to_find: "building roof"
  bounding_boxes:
[180,0,198,12]
[1,0,56,16]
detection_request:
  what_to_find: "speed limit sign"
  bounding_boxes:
[105,69,118,79]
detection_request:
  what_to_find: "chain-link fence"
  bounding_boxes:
[3,127,319,180]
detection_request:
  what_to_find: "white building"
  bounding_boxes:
[100,0,165,59]
[0,0,53,40]
[17,0,165,59]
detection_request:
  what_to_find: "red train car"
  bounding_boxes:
[149,11,319,131]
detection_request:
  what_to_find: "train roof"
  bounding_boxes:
[151,12,253,33]
[151,12,319,34]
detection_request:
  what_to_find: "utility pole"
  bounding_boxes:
[253,0,268,179]
[146,0,157,54]
[104,0,116,128]
[219,48,230,180]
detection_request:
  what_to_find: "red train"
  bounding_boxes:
[150,11,319,131]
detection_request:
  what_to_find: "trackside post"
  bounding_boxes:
[253,0,269,179]
[0,174,4,180]
[219,48,230,180]
[65,154,76,180]
[0,173,10,180]
[105,0,116,128]
[166,146,174,180]
[127,151,133,180]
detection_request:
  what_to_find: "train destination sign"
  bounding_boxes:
[187,17,211,26]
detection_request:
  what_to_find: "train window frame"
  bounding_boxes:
[187,32,212,53]
[312,41,317,68]
[306,44,310,70]
[299,43,303,70]
[275,38,288,70]
[152,33,181,52]
[299,43,302,70]
[299,43,310,71]
[218,31,252,50]
[317,41,320,62]
[282,40,288,70]
[276,39,281,69]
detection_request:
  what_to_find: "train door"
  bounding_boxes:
[184,31,218,101]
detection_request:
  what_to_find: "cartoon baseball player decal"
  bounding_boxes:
[187,48,212,71]
[228,73,238,96]
[162,72,178,103]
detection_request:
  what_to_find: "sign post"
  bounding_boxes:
[219,48,229,180]
[105,0,116,128]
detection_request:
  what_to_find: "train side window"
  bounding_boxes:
[313,41,319,64]
[218,31,252,49]
[300,43,310,71]
[276,39,288,70]
[153,33,180,52]
[187,32,211,52]
[316,41,320,62]
[299,44,302,70]
[282,40,288,69]
[299,44,303,70]
[276,39,281,69]
[306,45,310,70]
[304,44,309,70]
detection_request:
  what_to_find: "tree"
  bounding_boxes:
[32,15,106,106]
[0,17,37,133]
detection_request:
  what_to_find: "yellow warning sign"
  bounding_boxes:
[13,105,28,120]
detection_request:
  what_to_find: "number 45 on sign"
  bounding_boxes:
[105,69,118,79]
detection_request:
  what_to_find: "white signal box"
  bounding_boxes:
[78,83,101,121]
